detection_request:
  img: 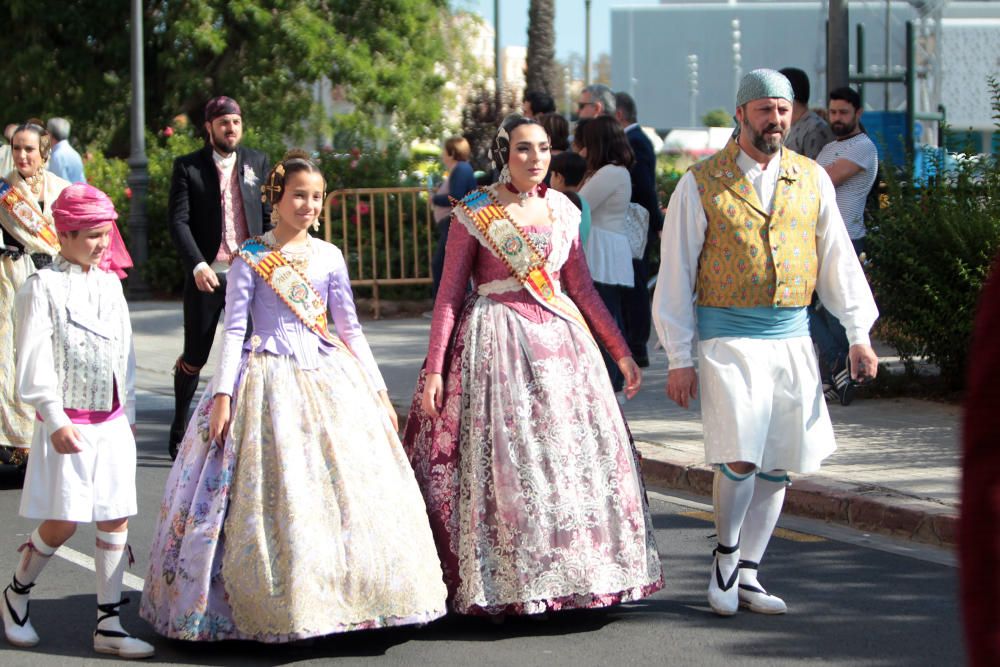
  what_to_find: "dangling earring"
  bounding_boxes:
[270,208,281,226]
[311,218,320,233]
[498,164,511,184]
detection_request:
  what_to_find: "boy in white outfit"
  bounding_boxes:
[1,183,154,659]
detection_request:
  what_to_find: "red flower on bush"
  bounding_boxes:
[352,201,372,225]
[162,126,174,138]
[125,187,133,199]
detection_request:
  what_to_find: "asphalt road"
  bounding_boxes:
[0,403,963,667]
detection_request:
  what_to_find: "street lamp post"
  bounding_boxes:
[688,54,699,126]
[585,0,592,87]
[494,0,502,120]
[827,0,850,95]
[127,0,150,299]
[732,19,742,98]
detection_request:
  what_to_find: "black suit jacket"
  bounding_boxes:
[625,125,664,255]
[168,145,271,273]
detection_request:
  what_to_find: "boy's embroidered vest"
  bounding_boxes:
[691,140,821,308]
[37,258,130,412]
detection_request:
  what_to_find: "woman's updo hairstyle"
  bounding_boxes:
[489,113,546,174]
[261,148,325,205]
[13,118,52,162]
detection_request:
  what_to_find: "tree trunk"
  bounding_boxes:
[526,0,557,96]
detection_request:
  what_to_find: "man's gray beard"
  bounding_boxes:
[748,128,783,155]
[752,133,782,155]
[742,119,784,155]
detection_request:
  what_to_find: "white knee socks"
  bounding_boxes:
[739,470,788,588]
[8,528,57,618]
[95,530,129,634]
[712,464,756,585]
[713,464,756,548]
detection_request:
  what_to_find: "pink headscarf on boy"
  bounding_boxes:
[50,184,133,279]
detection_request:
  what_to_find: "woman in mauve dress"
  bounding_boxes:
[403,115,663,618]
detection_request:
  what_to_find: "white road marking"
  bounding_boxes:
[55,545,145,591]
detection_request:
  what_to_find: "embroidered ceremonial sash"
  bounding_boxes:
[0,178,59,253]
[453,189,594,340]
[237,238,351,355]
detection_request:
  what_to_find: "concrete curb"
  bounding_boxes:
[636,445,958,549]
[398,406,958,549]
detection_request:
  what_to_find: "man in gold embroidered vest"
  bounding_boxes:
[652,69,879,617]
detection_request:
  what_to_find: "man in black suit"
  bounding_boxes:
[167,96,270,458]
[615,91,662,367]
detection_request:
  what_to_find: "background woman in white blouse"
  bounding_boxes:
[578,116,634,393]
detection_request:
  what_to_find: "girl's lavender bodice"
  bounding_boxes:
[214,238,386,394]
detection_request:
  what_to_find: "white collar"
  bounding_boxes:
[735,147,781,179]
[54,254,89,275]
[212,150,237,169]
[624,123,640,134]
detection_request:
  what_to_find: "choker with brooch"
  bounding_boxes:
[504,182,548,204]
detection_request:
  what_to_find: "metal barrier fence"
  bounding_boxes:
[322,187,434,318]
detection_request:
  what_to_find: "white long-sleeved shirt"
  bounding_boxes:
[652,147,878,369]
[579,164,634,286]
[16,260,136,432]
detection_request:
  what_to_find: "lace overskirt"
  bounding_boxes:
[141,349,448,642]
[404,296,663,615]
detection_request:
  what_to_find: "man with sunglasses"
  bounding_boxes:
[576,84,616,119]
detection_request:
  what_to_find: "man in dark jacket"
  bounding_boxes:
[616,92,662,367]
[167,96,270,458]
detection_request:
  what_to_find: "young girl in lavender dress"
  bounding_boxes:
[404,116,663,618]
[141,151,447,642]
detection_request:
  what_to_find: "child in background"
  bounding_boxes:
[549,150,591,246]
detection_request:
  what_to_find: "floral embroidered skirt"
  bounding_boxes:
[0,255,36,449]
[141,349,448,642]
[403,296,663,616]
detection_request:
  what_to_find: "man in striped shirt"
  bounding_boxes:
[812,86,879,404]
[816,87,878,255]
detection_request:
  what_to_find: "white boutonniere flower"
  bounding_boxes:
[243,165,258,186]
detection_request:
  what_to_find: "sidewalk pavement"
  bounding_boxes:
[130,301,960,549]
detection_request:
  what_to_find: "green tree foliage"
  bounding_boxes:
[701,108,733,128]
[866,78,1000,389]
[526,0,557,96]
[0,0,449,152]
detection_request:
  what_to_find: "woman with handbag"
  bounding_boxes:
[403,114,663,619]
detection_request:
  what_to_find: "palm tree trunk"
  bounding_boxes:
[526,0,557,96]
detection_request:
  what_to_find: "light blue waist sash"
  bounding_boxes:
[697,305,809,341]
